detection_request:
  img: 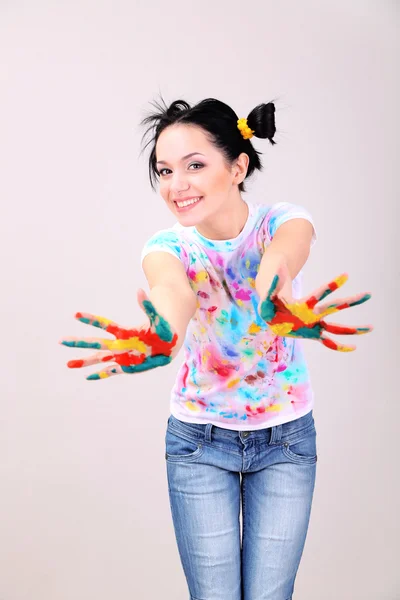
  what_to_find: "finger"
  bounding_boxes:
[86,364,125,380]
[259,274,280,322]
[74,312,125,333]
[67,349,128,369]
[321,321,373,335]
[319,334,356,352]
[123,354,172,373]
[86,354,173,379]
[266,273,280,299]
[140,298,174,343]
[305,273,348,309]
[60,336,114,350]
[137,287,149,306]
[316,292,372,318]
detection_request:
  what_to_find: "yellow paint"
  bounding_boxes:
[246,259,250,269]
[338,344,354,352]
[237,299,244,307]
[93,315,114,327]
[195,271,208,283]
[228,378,240,388]
[248,322,261,335]
[319,305,340,318]
[264,403,283,412]
[99,371,109,379]
[270,323,294,336]
[249,278,256,288]
[104,337,147,353]
[185,401,200,411]
[335,273,348,287]
[284,302,316,325]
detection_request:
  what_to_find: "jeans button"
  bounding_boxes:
[242,432,250,438]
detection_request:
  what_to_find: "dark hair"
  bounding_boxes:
[140,96,277,193]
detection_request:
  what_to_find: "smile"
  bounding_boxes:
[174,196,203,210]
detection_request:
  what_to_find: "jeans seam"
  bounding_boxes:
[168,425,242,458]
[281,423,316,446]
[242,475,246,541]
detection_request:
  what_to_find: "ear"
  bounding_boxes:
[232,152,249,185]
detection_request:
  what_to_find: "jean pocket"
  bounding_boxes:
[165,427,204,463]
[281,425,317,465]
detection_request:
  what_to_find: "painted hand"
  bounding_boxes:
[259,272,373,352]
[59,289,178,379]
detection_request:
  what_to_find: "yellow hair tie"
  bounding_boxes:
[237,117,255,140]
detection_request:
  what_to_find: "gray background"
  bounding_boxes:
[1,1,398,598]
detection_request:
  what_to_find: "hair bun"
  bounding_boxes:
[166,99,190,118]
[246,102,276,144]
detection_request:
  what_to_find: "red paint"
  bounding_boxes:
[182,363,189,388]
[68,359,84,368]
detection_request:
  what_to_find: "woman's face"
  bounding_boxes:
[155,124,247,226]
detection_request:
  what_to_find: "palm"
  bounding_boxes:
[59,289,178,379]
[259,273,373,351]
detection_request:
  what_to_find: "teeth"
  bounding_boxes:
[176,197,202,208]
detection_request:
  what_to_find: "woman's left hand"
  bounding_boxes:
[258,268,373,352]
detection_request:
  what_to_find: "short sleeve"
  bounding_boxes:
[262,202,317,249]
[140,229,189,273]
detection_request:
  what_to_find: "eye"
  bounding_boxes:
[158,162,204,178]
[188,162,204,170]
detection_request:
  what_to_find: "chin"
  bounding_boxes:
[176,214,202,227]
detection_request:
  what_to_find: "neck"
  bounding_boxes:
[195,193,249,241]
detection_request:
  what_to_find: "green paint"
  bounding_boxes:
[123,355,172,372]
[243,347,255,358]
[259,274,279,322]
[260,297,275,322]
[319,289,332,301]
[62,340,102,349]
[86,355,172,379]
[142,299,173,342]
[293,326,322,339]
[350,294,371,307]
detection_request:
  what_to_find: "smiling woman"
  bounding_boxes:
[140,97,275,239]
[61,94,373,600]
[128,96,374,598]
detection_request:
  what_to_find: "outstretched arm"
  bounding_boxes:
[255,218,315,301]
[59,252,197,380]
[142,251,197,359]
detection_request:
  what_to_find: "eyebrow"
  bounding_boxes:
[156,152,205,165]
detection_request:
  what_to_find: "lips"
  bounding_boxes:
[174,196,203,211]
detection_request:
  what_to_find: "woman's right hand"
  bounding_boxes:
[59,289,178,380]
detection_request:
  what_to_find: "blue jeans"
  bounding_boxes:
[165,410,317,600]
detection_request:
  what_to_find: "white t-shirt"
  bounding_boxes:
[141,201,317,430]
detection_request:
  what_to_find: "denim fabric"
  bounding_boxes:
[165,410,317,600]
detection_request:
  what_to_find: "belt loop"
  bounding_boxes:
[205,423,213,442]
[269,423,282,445]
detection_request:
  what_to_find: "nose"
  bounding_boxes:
[169,171,190,195]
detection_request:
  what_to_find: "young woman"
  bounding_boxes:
[60,97,372,599]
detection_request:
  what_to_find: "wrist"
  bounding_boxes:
[255,252,289,299]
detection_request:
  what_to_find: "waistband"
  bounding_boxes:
[168,410,314,445]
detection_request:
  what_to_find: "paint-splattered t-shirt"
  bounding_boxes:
[141,201,317,430]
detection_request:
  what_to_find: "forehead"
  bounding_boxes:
[156,124,215,161]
